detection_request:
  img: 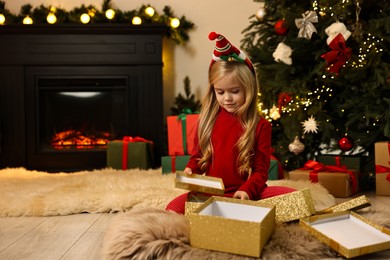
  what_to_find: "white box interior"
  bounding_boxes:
[176,175,223,189]
[309,214,390,249]
[199,201,271,222]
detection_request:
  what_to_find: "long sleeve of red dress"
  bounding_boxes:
[186,108,271,200]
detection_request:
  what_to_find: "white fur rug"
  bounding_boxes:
[0,167,335,217]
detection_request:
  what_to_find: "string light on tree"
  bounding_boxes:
[80,13,90,24]
[144,6,155,17]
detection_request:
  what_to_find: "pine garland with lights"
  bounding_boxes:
[0,0,194,44]
[242,0,390,170]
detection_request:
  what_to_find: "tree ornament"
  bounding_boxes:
[274,19,289,35]
[295,11,318,40]
[301,115,319,134]
[325,22,351,45]
[288,136,305,155]
[269,105,281,120]
[272,42,292,65]
[255,6,266,21]
[321,33,352,74]
[338,135,354,151]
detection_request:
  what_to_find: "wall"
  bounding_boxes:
[6,0,259,116]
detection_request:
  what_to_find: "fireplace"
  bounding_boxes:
[0,24,166,172]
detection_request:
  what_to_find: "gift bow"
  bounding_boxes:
[295,11,318,40]
[300,160,357,193]
[321,33,352,74]
[122,136,152,170]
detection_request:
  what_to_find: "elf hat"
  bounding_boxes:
[208,31,255,74]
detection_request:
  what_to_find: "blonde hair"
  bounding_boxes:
[197,61,260,175]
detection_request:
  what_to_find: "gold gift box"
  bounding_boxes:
[259,188,316,223]
[175,171,225,195]
[188,196,275,258]
[289,169,359,198]
[317,195,371,214]
[300,211,390,258]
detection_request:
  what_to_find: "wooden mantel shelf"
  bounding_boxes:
[0,24,168,35]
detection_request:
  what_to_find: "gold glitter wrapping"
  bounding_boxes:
[188,196,275,257]
[300,211,390,258]
[174,171,225,195]
[317,195,371,214]
[184,193,210,217]
[259,188,316,223]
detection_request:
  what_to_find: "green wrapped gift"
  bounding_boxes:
[161,155,191,174]
[107,138,154,170]
[268,159,280,180]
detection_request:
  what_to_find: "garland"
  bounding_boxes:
[0,0,195,44]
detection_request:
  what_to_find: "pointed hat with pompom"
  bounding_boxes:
[208,31,255,74]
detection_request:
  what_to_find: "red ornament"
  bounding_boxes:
[338,136,354,151]
[274,19,289,35]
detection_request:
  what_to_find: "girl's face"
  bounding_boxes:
[213,73,245,113]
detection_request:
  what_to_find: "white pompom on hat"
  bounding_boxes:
[208,31,255,74]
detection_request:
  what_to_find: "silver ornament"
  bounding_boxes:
[288,136,305,155]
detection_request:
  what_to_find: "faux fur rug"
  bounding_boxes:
[0,167,335,217]
[102,207,390,260]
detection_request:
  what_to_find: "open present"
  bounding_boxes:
[300,211,390,258]
[188,196,275,257]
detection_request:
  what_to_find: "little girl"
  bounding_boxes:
[165,32,295,214]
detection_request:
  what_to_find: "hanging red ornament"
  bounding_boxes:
[338,135,354,151]
[274,19,289,35]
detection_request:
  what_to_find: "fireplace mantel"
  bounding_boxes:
[0,24,166,171]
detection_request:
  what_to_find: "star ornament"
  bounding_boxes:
[301,115,319,134]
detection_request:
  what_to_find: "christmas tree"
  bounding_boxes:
[241,0,390,171]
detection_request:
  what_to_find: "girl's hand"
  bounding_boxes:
[233,191,249,200]
[184,167,193,175]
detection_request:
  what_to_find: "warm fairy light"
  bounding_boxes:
[170,17,180,28]
[23,16,33,24]
[0,14,5,25]
[80,13,90,24]
[145,6,155,17]
[132,16,142,25]
[46,13,57,24]
[105,9,115,19]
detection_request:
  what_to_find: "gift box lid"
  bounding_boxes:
[189,196,275,257]
[175,171,225,195]
[317,195,371,215]
[259,188,316,223]
[299,211,390,258]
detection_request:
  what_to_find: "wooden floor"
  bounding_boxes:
[0,191,389,260]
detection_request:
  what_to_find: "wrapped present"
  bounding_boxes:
[106,136,153,170]
[317,154,370,191]
[289,160,359,198]
[167,113,199,156]
[175,171,224,196]
[161,155,190,174]
[269,156,284,180]
[259,188,316,223]
[300,211,390,258]
[375,142,390,196]
[188,196,275,257]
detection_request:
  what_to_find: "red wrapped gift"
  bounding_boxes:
[167,113,199,156]
[375,142,390,196]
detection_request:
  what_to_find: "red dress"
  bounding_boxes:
[165,108,295,214]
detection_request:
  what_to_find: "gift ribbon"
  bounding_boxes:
[300,160,357,193]
[122,136,152,170]
[295,11,318,40]
[321,33,352,74]
[171,156,176,172]
[177,108,194,155]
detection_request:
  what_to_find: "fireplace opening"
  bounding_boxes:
[38,77,128,152]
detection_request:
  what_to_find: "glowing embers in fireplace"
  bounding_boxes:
[51,129,112,149]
